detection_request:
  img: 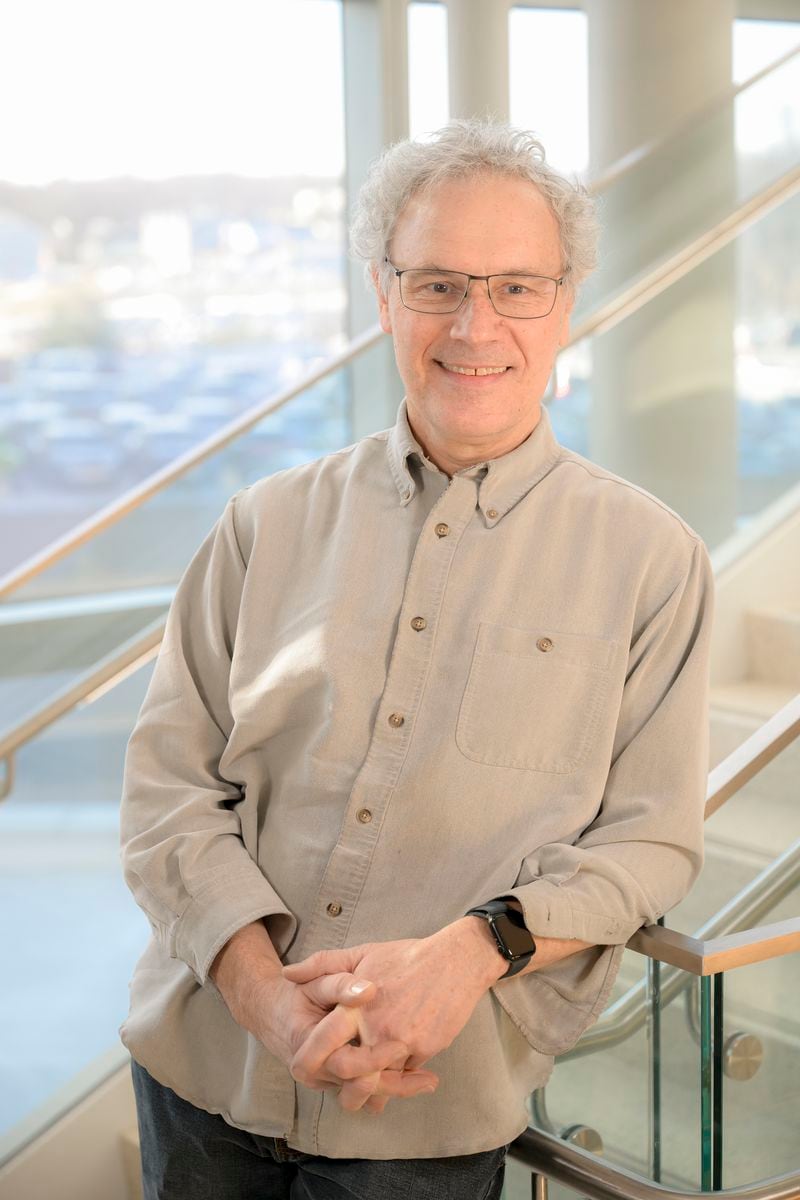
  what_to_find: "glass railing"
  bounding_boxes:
[518,915,800,1198]
[0,662,154,1155]
[532,737,800,1196]
[549,186,800,546]
[0,347,374,752]
[575,50,800,324]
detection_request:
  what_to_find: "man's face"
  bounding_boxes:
[374,172,573,455]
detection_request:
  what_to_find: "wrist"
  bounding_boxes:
[210,921,284,1027]
[445,915,510,989]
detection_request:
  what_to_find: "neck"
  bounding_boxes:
[406,407,542,478]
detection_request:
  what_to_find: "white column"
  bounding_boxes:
[446,0,511,121]
[343,0,410,436]
[585,0,738,547]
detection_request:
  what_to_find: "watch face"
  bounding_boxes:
[494,912,535,960]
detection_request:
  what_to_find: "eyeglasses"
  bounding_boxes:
[385,257,565,319]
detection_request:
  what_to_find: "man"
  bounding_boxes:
[120,118,714,1199]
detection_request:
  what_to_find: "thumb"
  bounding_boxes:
[282,948,360,983]
[297,973,377,1010]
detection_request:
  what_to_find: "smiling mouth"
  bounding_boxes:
[436,361,510,376]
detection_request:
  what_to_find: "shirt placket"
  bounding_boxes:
[292,475,478,958]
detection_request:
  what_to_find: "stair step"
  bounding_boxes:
[745,607,800,688]
[710,679,797,722]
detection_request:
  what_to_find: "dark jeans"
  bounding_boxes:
[131,1060,510,1199]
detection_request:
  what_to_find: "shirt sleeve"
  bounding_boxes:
[488,533,714,1055]
[119,491,296,986]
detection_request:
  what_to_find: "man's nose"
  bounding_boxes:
[447,278,501,337]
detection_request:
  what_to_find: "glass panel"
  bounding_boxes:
[534,869,800,1192]
[0,340,383,746]
[537,947,707,1189]
[718,890,800,1187]
[0,662,153,1145]
[534,947,659,1179]
[575,51,800,323]
[0,0,346,576]
[551,188,800,554]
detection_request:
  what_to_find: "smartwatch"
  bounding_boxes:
[465,898,536,978]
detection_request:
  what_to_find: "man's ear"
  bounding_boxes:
[371,264,393,335]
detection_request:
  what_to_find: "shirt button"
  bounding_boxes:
[410,616,427,632]
[487,508,499,519]
[326,902,342,917]
[434,523,450,538]
[537,636,554,652]
[357,808,373,824]
[388,712,405,727]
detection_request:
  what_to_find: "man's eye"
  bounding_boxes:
[428,280,456,294]
[499,280,551,299]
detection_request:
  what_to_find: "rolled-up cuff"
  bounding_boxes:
[169,865,297,985]
[494,884,640,946]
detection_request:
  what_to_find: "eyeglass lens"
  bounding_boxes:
[399,269,558,317]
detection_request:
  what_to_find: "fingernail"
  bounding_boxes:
[349,981,371,995]
[421,1086,437,1095]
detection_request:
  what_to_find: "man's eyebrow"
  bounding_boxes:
[412,261,553,275]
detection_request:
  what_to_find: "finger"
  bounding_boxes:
[337,1071,381,1113]
[369,1068,440,1098]
[282,949,359,983]
[339,1069,440,1113]
[290,1006,406,1087]
[363,1095,390,1114]
[298,973,377,1010]
[323,1038,411,1082]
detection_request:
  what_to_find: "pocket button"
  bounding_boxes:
[536,636,554,652]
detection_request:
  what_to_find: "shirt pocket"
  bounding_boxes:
[455,622,615,773]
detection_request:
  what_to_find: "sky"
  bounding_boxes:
[2,0,346,183]
[1,2,797,185]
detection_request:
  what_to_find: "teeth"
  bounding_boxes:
[441,362,508,376]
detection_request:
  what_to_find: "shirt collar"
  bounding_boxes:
[386,397,563,526]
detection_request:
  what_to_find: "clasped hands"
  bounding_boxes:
[281,919,502,1114]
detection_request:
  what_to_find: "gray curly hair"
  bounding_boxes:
[350,117,598,299]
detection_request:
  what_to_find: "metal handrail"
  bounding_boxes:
[629,916,800,975]
[2,163,800,602]
[510,1126,800,1200]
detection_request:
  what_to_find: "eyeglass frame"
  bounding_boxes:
[384,256,566,319]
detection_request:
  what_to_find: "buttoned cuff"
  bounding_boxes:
[168,864,297,986]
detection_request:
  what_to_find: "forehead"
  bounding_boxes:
[391,173,562,272]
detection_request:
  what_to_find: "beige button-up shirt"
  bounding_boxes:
[119,398,714,1159]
